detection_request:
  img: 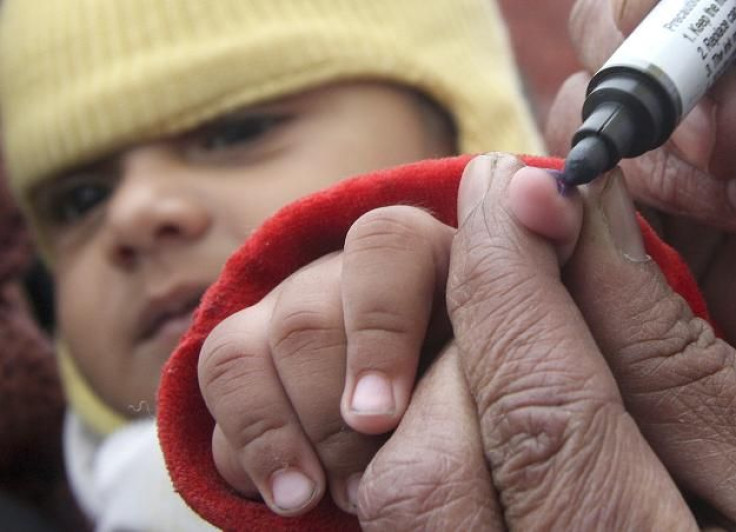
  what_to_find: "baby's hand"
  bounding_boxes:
[197,205,455,516]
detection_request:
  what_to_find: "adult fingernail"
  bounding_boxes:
[457,155,492,224]
[271,469,316,512]
[346,472,362,510]
[351,372,395,414]
[593,170,649,262]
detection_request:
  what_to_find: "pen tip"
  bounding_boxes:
[562,136,611,187]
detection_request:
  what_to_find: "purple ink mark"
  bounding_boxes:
[546,169,573,196]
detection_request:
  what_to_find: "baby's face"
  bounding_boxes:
[32,82,455,415]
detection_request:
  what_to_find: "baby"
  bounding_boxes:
[0,0,542,528]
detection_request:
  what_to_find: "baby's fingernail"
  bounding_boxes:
[346,472,362,510]
[458,155,493,224]
[271,469,316,512]
[593,170,648,262]
[351,372,394,414]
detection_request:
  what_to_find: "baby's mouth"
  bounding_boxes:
[138,288,205,344]
[151,303,198,342]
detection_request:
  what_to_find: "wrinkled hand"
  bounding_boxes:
[545,2,736,521]
[197,205,454,516]
[547,0,736,228]
[546,0,736,346]
[358,153,736,529]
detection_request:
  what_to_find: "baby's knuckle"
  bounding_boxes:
[198,333,264,399]
[232,412,292,453]
[347,206,431,254]
[352,306,409,337]
[269,302,344,363]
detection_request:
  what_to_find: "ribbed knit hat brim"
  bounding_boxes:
[1,0,542,210]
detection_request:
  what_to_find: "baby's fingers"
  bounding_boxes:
[198,299,326,517]
[211,425,257,497]
[266,254,384,514]
[340,206,454,435]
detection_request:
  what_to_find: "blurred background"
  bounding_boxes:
[499,0,580,129]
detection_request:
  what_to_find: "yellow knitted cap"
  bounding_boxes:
[1,0,542,212]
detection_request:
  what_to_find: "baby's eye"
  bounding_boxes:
[42,178,113,226]
[192,114,290,155]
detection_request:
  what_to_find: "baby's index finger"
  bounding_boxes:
[507,166,583,264]
[340,206,455,436]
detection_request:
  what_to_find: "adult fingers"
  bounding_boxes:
[560,0,736,227]
[340,206,454,435]
[448,153,697,529]
[545,72,736,231]
[544,71,589,158]
[563,171,736,522]
[568,0,651,71]
[358,345,504,531]
[198,291,326,516]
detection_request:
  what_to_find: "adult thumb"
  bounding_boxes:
[447,154,695,529]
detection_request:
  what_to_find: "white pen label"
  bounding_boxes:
[603,0,736,112]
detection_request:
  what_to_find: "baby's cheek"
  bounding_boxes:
[508,166,583,244]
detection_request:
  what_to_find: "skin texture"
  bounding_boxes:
[200,155,587,517]
[540,0,736,524]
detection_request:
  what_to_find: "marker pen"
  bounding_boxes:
[562,0,736,186]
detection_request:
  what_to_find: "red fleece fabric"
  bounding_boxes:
[158,155,712,531]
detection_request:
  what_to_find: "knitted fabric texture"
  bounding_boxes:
[0,0,542,219]
[157,155,712,530]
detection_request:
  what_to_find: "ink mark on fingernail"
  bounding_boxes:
[546,169,572,197]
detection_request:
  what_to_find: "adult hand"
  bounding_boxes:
[547,0,736,229]
[545,0,736,346]
[358,153,736,529]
